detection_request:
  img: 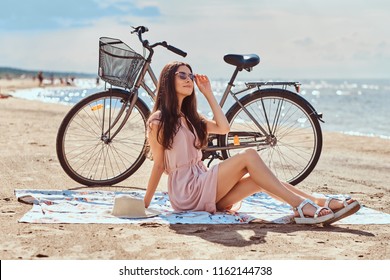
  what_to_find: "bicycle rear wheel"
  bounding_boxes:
[56,89,150,185]
[220,88,322,185]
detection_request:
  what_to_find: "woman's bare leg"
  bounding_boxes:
[261,183,318,204]
[215,149,331,217]
[216,149,302,207]
[216,176,259,210]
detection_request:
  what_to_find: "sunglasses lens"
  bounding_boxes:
[179,72,187,80]
[176,72,194,81]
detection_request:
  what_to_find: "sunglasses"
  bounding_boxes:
[175,71,195,81]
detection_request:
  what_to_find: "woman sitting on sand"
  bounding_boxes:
[144,61,360,225]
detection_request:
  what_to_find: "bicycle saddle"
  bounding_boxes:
[223,54,260,69]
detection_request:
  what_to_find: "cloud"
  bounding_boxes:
[0,0,160,30]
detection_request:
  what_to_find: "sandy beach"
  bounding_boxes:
[0,79,389,260]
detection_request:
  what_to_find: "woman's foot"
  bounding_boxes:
[317,197,361,225]
[293,199,334,224]
[316,197,357,212]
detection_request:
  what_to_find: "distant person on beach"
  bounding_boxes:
[37,71,43,86]
[66,76,75,86]
[144,61,361,225]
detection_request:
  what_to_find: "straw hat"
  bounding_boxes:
[111,195,159,219]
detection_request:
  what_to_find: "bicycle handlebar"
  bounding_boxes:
[131,26,187,57]
[166,44,187,57]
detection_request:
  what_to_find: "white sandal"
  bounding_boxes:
[293,199,334,224]
[323,197,361,225]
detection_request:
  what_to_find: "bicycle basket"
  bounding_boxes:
[99,37,145,89]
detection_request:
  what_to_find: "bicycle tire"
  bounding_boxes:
[56,89,150,185]
[220,88,322,185]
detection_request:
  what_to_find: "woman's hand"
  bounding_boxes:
[194,74,213,99]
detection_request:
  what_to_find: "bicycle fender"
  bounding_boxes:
[104,88,150,112]
[94,88,151,122]
[106,88,133,100]
[282,90,324,122]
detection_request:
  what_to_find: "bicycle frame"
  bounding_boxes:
[103,50,306,154]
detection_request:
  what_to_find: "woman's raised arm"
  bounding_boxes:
[195,74,230,135]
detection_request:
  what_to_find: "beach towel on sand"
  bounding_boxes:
[15,189,390,225]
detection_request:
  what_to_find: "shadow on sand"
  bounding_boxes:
[169,222,375,248]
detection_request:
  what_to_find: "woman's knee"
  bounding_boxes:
[242,148,261,161]
[229,149,260,172]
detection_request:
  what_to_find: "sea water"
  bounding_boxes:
[11,78,390,139]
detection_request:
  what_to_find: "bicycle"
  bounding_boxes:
[56,26,324,186]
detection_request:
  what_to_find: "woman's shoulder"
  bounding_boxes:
[148,110,162,124]
[147,110,162,134]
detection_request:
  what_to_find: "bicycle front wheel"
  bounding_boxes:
[220,88,322,185]
[56,89,150,185]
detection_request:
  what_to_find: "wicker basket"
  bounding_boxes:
[98,37,145,89]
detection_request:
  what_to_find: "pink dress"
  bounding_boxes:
[147,111,219,213]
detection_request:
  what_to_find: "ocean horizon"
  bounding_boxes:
[11,78,390,140]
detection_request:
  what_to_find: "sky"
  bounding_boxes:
[1,0,389,80]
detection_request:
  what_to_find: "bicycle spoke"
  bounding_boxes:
[223,90,322,185]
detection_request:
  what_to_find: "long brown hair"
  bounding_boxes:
[150,61,207,149]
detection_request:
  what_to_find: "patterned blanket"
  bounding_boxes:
[15,189,390,225]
